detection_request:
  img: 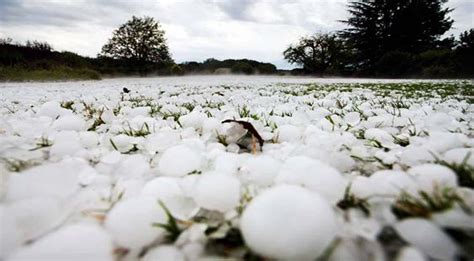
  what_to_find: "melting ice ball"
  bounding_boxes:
[240,185,337,260]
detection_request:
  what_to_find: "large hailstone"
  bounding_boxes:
[443,148,474,166]
[36,101,67,119]
[5,159,88,201]
[178,111,207,130]
[158,145,202,177]
[240,185,337,260]
[8,223,113,261]
[145,130,180,153]
[52,115,87,131]
[194,172,241,212]
[368,170,417,197]
[240,155,281,187]
[274,125,301,142]
[394,218,458,260]
[407,164,457,193]
[142,245,185,261]
[275,156,346,204]
[142,177,199,220]
[104,196,167,249]
[6,197,66,244]
[364,128,394,148]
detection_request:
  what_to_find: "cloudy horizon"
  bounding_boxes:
[1,0,472,69]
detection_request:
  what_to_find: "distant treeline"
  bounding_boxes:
[0,39,279,81]
[179,59,277,75]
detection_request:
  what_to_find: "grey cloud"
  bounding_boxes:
[215,0,255,20]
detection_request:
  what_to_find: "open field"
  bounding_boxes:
[1,76,473,260]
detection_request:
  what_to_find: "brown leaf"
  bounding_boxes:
[221,119,264,149]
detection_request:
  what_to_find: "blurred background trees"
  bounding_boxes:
[283,33,350,75]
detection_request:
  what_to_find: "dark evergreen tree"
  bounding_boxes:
[342,0,453,74]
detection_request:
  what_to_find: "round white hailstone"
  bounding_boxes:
[394,218,457,260]
[213,152,244,174]
[364,128,394,147]
[274,125,301,143]
[443,148,474,166]
[260,131,273,141]
[100,109,115,124]
[145,131,180,153]
[226,143,240,153]
[161,104,181,114]
[158,145,202,177]
[344,112,361,126]
[368,170,417,197]
[142,245,185,261]
[100,151,122,165]
[350,176,375,198]
[396,247,426,261]
[142,177,199,220]
[6,161,82,201]
[52,115,86,131]
[8,223,113,261]
[182,242,205,260]
[49,139,83,158]
[0,206,22,259]
[79,131,99,148]
[366,115,391,128]
[181,138,206,153]
[275,156,346,204]
[179,175,200,198]
[344,209,382,241]
[180,128,199,139]
[36,101,66,119]
[52,129,79,143]
[115,154,150,177]
[316,151,356,173]
[114,178,147,199]
[202,117,221,135]
[240,185,337,260]
[127,107,151,118]
[179,112,207,130]
[399,146,435,166]
[110,134,135,153]
[425,131,465,153]
[240,155,280,187]
[206,142,226,154]
[7,197,65,243]
[407,164,457,192]
[432,209,474,229]
[78,171,110,188]
[104,196,167,249]
[142,177,181,199]
[194,172,241,212]
[374,150,398,165]
[425,112,455,130]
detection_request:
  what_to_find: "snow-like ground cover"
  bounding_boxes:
[1,75,473,260]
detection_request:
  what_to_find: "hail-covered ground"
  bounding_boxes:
[0,76,473,261]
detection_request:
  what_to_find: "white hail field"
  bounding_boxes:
[0,76,473,261]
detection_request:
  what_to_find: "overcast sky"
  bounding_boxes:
[0,0,472,69]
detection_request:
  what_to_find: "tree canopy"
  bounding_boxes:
[101,16,173,67]
[283,33,349,75]
[341,0,453,73]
